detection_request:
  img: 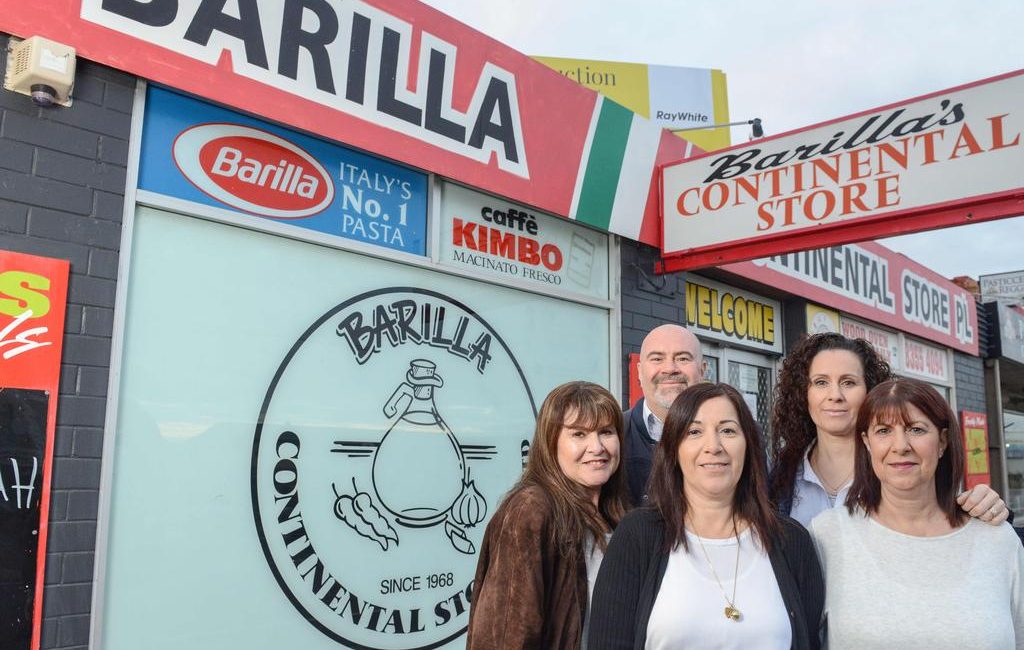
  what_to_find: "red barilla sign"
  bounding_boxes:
[174,124,335,218]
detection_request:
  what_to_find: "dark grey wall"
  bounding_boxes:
[619,238,687,406]
[1,34,133,650]
[955,352,987,414]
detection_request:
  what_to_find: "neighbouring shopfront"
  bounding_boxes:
[684,275,781,434]
[620,238,984,452]
[986,302,1024,519]
[720,240,983,447]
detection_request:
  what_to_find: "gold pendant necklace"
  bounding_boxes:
[690,514,742,622]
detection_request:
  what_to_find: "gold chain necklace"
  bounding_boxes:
[690,514,742,622]
[816,464,852,497]
[811,448,852,497]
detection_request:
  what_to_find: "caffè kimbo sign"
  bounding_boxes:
[660,69,1024,271]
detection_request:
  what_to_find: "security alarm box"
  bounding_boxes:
[4,36,76,107]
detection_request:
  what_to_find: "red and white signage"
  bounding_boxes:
[0,0,685,243]
[660,69,1024,270]
[173,124,335,218]
[0,250,69,650]
[721,240,978,355]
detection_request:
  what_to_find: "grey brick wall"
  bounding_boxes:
[619,238,687,406]
[1,33,133,650]
[954,352,986,414]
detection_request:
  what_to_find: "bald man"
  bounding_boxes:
[624,324,707,505]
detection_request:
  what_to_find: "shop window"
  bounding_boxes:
[98,206,611,649]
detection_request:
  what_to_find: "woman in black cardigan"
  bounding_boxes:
[589,383,823,650]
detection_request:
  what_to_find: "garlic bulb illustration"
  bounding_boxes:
[450,479,487,527]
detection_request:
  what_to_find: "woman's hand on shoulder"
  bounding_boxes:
[958,484,1009,525]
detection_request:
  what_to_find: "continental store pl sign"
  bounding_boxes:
[722,239,979,355]
[0,0,688,244]
[660,69,1024,270]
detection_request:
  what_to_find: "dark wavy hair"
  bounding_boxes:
[648,383,780,552]
[768,333,894,508]
[847,378,966,527]
[514,381,629,552]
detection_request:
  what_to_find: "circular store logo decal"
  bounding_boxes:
[252,288,535,649]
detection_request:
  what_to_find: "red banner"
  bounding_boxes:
[0,0,680,243]
[0,250,69,650]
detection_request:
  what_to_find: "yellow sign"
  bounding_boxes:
[533,55,731,152]
[806,304,840,334]
[684,277,780,352]
[965,427,990,474]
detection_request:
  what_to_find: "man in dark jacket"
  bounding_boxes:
[623,324,706,505]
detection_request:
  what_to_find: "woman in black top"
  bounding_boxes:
[588,384,823,650]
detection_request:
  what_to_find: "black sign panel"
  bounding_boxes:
[0,388,48,650]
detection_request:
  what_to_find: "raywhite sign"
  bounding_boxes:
[661,70,1024,269]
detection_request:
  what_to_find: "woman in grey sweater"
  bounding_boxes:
[811,378,1024,649]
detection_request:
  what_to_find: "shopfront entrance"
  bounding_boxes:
[701,343,776,437]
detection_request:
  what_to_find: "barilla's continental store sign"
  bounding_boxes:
[684,276,782,353]
[722,240,979,355]
[0,0,689,245]
[140,86,428,254]
[661,69,1024,270]
[440,183,609,300]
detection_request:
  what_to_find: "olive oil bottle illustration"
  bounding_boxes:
[334,359,487,554]
[373,358,466,524]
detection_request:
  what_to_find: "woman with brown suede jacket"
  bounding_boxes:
[466,381,630,649]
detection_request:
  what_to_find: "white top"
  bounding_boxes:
[789,446,852,527]
[582,533,610,649]
[810,507,1024,650]
[642,400,664,442]
[645,528,792,650]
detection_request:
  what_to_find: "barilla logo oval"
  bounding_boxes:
[173,124,334,219]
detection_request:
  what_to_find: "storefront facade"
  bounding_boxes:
[0,2,689,648]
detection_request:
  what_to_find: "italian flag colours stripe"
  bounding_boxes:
[570,96,695,246]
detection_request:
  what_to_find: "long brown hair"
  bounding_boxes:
[769,333,894,507]
[648,383,780,552]
[513,381,629,551]
[847,378,966,527]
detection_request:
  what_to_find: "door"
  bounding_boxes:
[701,343,775,438]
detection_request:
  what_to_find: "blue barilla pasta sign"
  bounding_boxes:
[139,86,428,255]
